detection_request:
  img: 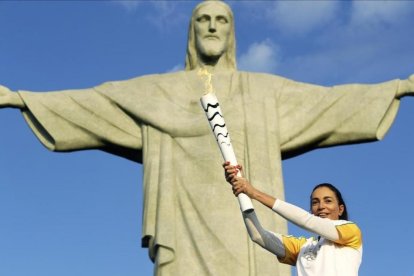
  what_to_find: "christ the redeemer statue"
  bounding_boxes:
[0,1,413,275]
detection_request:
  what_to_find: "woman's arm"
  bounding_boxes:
[242,209,286,257]
[272,200,339,241]
[223,162,285,255]
[223,162,340,241]
[224,162,276,209]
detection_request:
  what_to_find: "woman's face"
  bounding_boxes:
[311,186,344,220]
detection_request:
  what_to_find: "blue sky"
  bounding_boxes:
[0,1,413,275]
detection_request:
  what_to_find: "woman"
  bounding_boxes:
[223,162,362,276]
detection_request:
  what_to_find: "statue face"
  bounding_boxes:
[194,2,231,59]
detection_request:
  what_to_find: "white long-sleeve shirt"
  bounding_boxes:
[243,200,362,276]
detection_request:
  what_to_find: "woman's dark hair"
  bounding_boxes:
[310,183,348,220]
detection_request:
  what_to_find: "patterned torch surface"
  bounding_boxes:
[200,91,253,212]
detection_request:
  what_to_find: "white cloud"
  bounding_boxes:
[167,64,184,73]
[234,1,414,86]
[278,20,414,85]
[112,1,187,31]
[147,2,180,30]
[112,1,142,12]
[350,1,413,26]
[238,39,279,73]
[143,2,189,32]
[266,1,340,35]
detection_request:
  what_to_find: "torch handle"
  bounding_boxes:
[200,93,254,212]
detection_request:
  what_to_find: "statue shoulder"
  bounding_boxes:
[96,71,188,90]
[236,71,289,90]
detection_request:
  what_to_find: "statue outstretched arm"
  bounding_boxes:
[17,87,143,156]
[12,72,202,161]
[2,84,145,160]
[396,74,414,98]
[276,77,401,158]
[0,85,26,109]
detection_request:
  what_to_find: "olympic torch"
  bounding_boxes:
[199,69,254,212]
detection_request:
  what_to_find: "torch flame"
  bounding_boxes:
[198,68,214,95]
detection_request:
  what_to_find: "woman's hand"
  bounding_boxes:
[231,177,257,198]
[222,162,277,208]
[223,161,241,184]
[223,162,256,198]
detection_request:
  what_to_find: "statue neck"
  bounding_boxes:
[196,53,233,72]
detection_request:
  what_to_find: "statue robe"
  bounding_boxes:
[18,71,399,276]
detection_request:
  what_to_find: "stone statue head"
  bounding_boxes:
[185,0,236,71]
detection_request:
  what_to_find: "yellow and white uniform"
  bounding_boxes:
[242,200,362,276]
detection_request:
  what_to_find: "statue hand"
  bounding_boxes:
[396,74,414,98]
[0,84,25,109]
